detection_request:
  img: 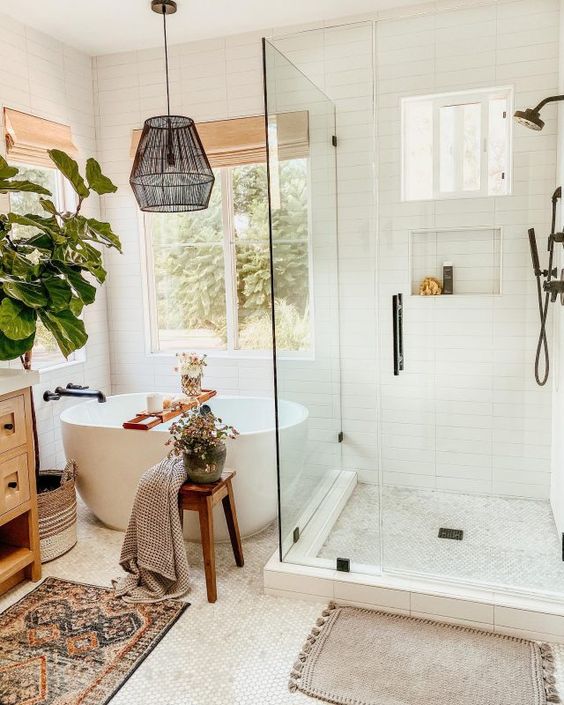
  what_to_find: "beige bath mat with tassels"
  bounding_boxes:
[290,603,559,705]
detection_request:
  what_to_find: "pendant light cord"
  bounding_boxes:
[162,5,171,116]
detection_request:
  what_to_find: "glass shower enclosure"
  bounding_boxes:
[263,9,564,602]
[263,38,346,563]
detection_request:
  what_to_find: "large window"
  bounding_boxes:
[9,163,79,369]
[146,159,311,354]
[402,87,512,201]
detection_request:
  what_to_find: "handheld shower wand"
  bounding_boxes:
[530,187,563,386]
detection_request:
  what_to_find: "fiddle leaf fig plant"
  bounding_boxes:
[0,149,122,362]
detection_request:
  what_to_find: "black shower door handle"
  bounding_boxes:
[392,293,404,376]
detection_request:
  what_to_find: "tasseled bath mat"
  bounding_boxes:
[290,603,560,705]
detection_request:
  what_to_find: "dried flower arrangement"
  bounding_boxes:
[167,410,238,462]
[175,352,208,397]
[175,352,207,376]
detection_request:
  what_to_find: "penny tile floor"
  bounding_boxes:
[2,498,564,704]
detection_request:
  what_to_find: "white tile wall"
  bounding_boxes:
[376,0,558,499]
[0,14,111,470]
[0,0,546,504]
[550,0,564,536]
[93,34,276,403]
[93,0,558,507]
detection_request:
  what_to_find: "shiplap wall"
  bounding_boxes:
[0,14,111,470]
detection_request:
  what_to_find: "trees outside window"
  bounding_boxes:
[402,87,512,201]
[147,159,311,354]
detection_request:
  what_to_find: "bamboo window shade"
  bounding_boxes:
[130,112,309,167]
[4,108,78,167]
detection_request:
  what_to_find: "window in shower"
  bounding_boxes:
[402,87,512,201]
[145,160,312,354]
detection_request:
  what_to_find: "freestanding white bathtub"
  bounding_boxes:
[60,394,308,542]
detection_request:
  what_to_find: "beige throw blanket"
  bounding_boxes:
[113,457,190,603]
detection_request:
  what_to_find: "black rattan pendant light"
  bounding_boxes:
[130,0,214,212]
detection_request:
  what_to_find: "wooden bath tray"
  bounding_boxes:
[123,389,217,430]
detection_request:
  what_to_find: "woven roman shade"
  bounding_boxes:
[130,112,309,167]
[4,108,78,167]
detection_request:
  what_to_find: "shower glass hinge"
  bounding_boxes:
[338,431,344,443]
[293,527,300,544]
[336,557,350,572]
[503,110,507,118]
[332,135,338,147]
[561,533,564,561]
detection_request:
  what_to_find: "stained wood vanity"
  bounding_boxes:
[0,370,41,595]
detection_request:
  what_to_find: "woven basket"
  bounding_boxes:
[37,460,78,563]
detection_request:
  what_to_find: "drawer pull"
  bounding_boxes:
[7,481,17,489]
[3,423,13,430]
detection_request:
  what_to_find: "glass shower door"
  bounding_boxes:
[263,39,343,564]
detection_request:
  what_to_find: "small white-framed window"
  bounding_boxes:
[8,162,82,370]
[402,87,513,201]
[144,159,312,355]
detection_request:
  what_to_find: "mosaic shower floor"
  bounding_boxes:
[319,483,564,595]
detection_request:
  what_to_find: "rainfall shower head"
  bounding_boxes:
[513,94,564,131]
[514,108,544,131]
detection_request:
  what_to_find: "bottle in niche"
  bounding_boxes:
[442,262,453,295]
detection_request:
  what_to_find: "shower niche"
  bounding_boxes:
[410,226,502,296]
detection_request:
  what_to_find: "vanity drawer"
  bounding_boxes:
[0,395,27,455]
[0,451,30,516]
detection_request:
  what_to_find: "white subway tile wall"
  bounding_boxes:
[0,0,557,503]
[0,15,111,470]
[376,0,558,499]
[94,33,277,402]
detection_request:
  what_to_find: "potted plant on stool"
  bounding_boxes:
[0,150,122,561]
[167,409,238,484]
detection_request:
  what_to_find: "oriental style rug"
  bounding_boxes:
[290,602,560,705]
[0,577,188,705]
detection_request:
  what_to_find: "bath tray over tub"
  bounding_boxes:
[123,390,217,430]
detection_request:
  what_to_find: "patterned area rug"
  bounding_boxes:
[0,577,188,705]
[290,603,560,705]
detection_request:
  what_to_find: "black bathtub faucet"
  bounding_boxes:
[43,383,106,403]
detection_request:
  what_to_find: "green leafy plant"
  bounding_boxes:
[0,149,122,362]
[167,410,238,461]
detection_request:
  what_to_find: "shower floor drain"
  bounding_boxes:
[438,528,463,541]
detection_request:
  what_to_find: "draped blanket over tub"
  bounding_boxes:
[113,457,190,603]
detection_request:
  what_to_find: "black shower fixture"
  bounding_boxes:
[514,94,564,131]
[529,188,564,386]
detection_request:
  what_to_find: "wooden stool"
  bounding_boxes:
[178,470,244,603]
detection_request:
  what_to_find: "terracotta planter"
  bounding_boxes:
[183,444,226,484]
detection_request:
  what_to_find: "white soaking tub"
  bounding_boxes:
[60,394,308,541]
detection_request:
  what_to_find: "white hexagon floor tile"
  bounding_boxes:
[2,497,564,704]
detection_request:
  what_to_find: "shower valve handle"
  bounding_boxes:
[544,279,564,302]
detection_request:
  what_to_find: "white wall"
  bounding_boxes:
[93,33,275,399]
[94,1,558,502]
[376,0,558,499]
[3,0,554,499]
[550,0,564,533]
[272,2,558,501]
[272,23,378,488]
[0,14,111,470]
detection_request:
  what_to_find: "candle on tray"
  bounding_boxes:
[146,393,163,414]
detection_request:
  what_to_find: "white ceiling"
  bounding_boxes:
[0,0,424,56]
